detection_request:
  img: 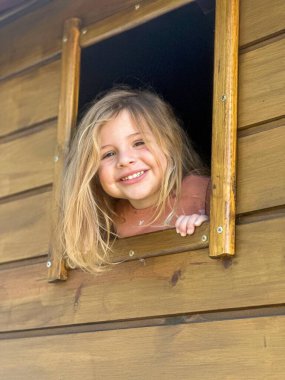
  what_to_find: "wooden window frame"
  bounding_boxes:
[48,0,239,281]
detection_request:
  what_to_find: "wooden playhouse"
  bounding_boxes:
[0,0,285,378]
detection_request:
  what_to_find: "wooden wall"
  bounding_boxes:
[0,0,285,378]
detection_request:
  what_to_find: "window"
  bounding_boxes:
[48,0,239,281]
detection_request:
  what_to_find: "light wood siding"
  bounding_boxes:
[0,190,51,263]
[0,122,56,197]
[0,61,60,136]
[240,0,285,47]
[1,217,284,331]
[238,37,285,129]
[0,316,285,379]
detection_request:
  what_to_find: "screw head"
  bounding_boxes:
[217,226,223,234]
[63,37,67,43]
[46,260,52,268]
[54,155,59,162]
[135,4,140,10]
[129,250,135,257]
[201,235,208,242]
[221,95,227,102]
[82,28,87,35]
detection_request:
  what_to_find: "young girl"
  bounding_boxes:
[59,88,210,273]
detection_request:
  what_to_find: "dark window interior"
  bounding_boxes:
[79,2,215,165]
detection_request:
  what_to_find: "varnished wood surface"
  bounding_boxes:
[237,125,285,214]
[0,0,139,79]
[0,315,284,379]
[240,0,285,48]
[210,0,239,257]
[0,190,51,263]
[80,0,194,48]
[1,217,284,331]
[0,121,56,198]
[48,18,81,281]
[0,60,60,136]
[238,37,285,129]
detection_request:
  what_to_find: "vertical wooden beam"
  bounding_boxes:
[48,18,81,281]
[209,0,239,257]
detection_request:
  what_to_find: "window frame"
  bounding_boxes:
[48,0,239,281]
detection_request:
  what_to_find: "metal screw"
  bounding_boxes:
[135,4,140,10]
[63,37,67,43]
[46,260,52,268]
[221,95,227,102]
[129,250,135,257]
[54,155,59,162]
[82,28,87,35]
[201,235,208,242]
[217,226,223,234]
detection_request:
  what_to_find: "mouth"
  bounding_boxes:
[120,170,146,181]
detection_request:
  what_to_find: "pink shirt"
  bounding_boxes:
[115,174,210,238]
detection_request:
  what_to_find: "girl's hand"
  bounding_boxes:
[175,214,208,237]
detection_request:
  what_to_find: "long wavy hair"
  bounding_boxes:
[56,88,205,273]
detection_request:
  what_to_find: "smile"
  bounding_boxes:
[121,171,145,181]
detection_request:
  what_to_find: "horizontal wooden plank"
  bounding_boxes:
[240,0,285,47]
[0,60,60,136]
[238,37,285,128]
[237,125,285,214]
[0,190,51,263]
[0,122,56,197]
[1,216,284,331]
[0,315,284,379]
[0,0,140,78]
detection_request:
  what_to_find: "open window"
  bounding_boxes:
[48,0,239,281]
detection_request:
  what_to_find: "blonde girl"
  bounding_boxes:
[58,88,210,273]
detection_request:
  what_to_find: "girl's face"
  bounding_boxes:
[98,109,167,209]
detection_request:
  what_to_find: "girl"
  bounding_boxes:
[59,88,210,273]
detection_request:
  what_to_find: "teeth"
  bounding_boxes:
[121,171,144,181]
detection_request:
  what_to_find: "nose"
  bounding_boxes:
[117,149,136,168]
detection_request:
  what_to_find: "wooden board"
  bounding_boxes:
[237,125,285,214]
[0,122,56,198]
[0,315,284,379]
[1,216,284,331]
[240,0,285,47]
[0,60,60,136]
[0,190,51,263]
[0,0,142,78]
[238,38,285,128]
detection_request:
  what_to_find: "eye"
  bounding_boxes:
[133,139,145,147]
[101,151,116,160]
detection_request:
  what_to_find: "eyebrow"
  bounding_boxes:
[100,132,142,149]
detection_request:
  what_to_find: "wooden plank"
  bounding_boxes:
[80,0,194,48]
[0,122,56,198]
[0,0,139,79]
[240,0,285,48]
[237,125,285,214]
[0,190,51,263]
[48,18,81,281]
[210,0,239,257]
[1,216,284,331]
[0,316,284,379]
[238,38,285,129]
[0,60,60,136]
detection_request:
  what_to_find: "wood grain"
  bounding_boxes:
[210,0,239,257]
[1,217,284,331]
[0,121,56,198]
[0,60,60,136]
[238,37,285,129]
[0,190,51,263]
[0,315,284,379]
[240,0,285,48]
[48,18,81,281]
[237,125,285,214]
[0,0,140,79]
[80,0,194,48]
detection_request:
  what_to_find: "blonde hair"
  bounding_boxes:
[57,88,205,273]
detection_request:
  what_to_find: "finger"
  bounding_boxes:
[193,214,209,227]
[175,215,189,236]
[186,214,200,235]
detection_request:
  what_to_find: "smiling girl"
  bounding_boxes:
[58,88,210,272]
